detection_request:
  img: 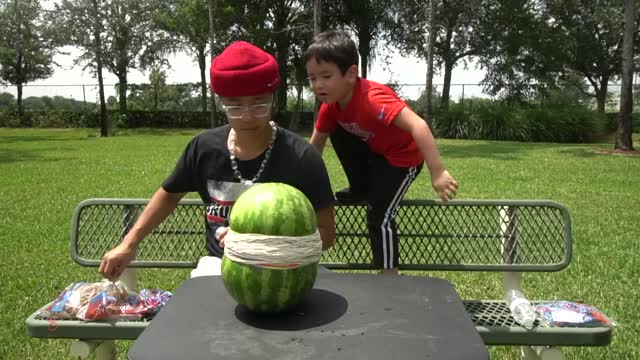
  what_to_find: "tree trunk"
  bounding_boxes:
[440,61,453,110]
[153,83,158,112]
[92,0,109,137]
[313,0,321,123]
[275,44,288,113]
[595,78,608,114]
[425,0,436,120]
[16,82,28,126]
[198,48,208,114]
[360,55,368,79]
[117,72,127,113]
[314,0,321,35]
[358,35,370,79]
[358,39,371,79]
[616,0,635,150]
[207,0,218,128]
[289,84,304,132]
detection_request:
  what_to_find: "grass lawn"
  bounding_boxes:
[1,127,638,359]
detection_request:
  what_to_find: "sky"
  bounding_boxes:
[0,45,489,103]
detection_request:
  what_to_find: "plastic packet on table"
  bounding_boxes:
[38,280,172,321]
[535,301,617,328]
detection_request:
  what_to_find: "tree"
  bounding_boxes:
[0,0,56,125]
[324,0,392,79]
[390,0,486,110]
[546,0,640,113]
[149,68,166,111]
[616,0,635,150]
[54,0,112,135]
[0,91,16,107]
[476,0,565,103]
[55,0,159,117]
[231,0,313,113]
[208,0,218,127]
[154,0,209,114]
[89,0,108,136]
[425,0,437,119]
[312,0,321,121]
[154,0,235,117]
[102,1,158,113]
[287,40,312,131]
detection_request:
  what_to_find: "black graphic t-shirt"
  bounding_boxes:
[162,125,335,257]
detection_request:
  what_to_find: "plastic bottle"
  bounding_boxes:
[506,289,537,329]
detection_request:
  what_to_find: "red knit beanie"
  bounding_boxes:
[209,41,280,97]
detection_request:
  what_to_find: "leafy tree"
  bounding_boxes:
[125,69,204,112]
[544,0,640,113]
[54,0,110,135]
[287,38,313,131]
[231,0,313,113]
[476,0,567,104]
[0,91,16,107]
[390,0,486,110]
[22,95,87,110]
[153,0,236,114]
[102,0,158,113]
[0,0,57,125]
[55,0,159,115]
[323,0,393,79]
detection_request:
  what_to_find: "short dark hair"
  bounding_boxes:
[304,31,359,74]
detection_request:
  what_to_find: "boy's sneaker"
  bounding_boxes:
[335,187,366,203]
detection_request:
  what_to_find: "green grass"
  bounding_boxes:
[1,128,639,359]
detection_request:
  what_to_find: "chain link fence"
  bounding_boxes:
[1,82,639,113]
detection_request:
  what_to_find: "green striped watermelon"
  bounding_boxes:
[221,183,319,313]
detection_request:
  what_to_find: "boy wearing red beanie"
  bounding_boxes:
[99,41,336,280]
[305,31,459,274]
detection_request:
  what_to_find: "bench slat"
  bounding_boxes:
[26,300,612,346]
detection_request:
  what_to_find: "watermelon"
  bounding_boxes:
[221,182,320,313]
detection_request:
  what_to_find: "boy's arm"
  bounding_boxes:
[391,107,459,201]
[309,129,330,154]
[99,187,186,280]
[315,206,336,250]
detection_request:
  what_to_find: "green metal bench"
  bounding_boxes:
[25,198,613,359]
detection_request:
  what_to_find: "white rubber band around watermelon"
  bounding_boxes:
[223,229,322,268]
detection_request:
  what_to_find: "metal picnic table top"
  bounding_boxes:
[128,273,489,360]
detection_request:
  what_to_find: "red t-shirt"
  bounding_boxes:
[315,78,423,167]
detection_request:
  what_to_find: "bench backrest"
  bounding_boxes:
[71,199,572,272]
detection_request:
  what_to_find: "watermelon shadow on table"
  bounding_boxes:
[234,288,348,331]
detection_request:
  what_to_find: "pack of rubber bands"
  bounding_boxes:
[535,301,617,328]
[38,280,172,321]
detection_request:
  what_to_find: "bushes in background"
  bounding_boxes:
[1,101,636,144]
[0,109,316,132]
[431,100,610,143]
[0,109,99,128]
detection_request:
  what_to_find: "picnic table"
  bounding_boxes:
[25,198,614,360]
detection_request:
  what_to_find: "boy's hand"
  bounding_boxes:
[99,242,138,281]
[431,170,459,201]
[216,226,229,248]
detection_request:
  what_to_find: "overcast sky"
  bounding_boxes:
[1,45,488,102]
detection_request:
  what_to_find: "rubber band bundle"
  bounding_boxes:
[224,228,322,268]
[38,280,172,321]
[535,301,617,328]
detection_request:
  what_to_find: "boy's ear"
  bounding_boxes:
[346,65,358,80]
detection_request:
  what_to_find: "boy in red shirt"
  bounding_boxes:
[305,30,459,274]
